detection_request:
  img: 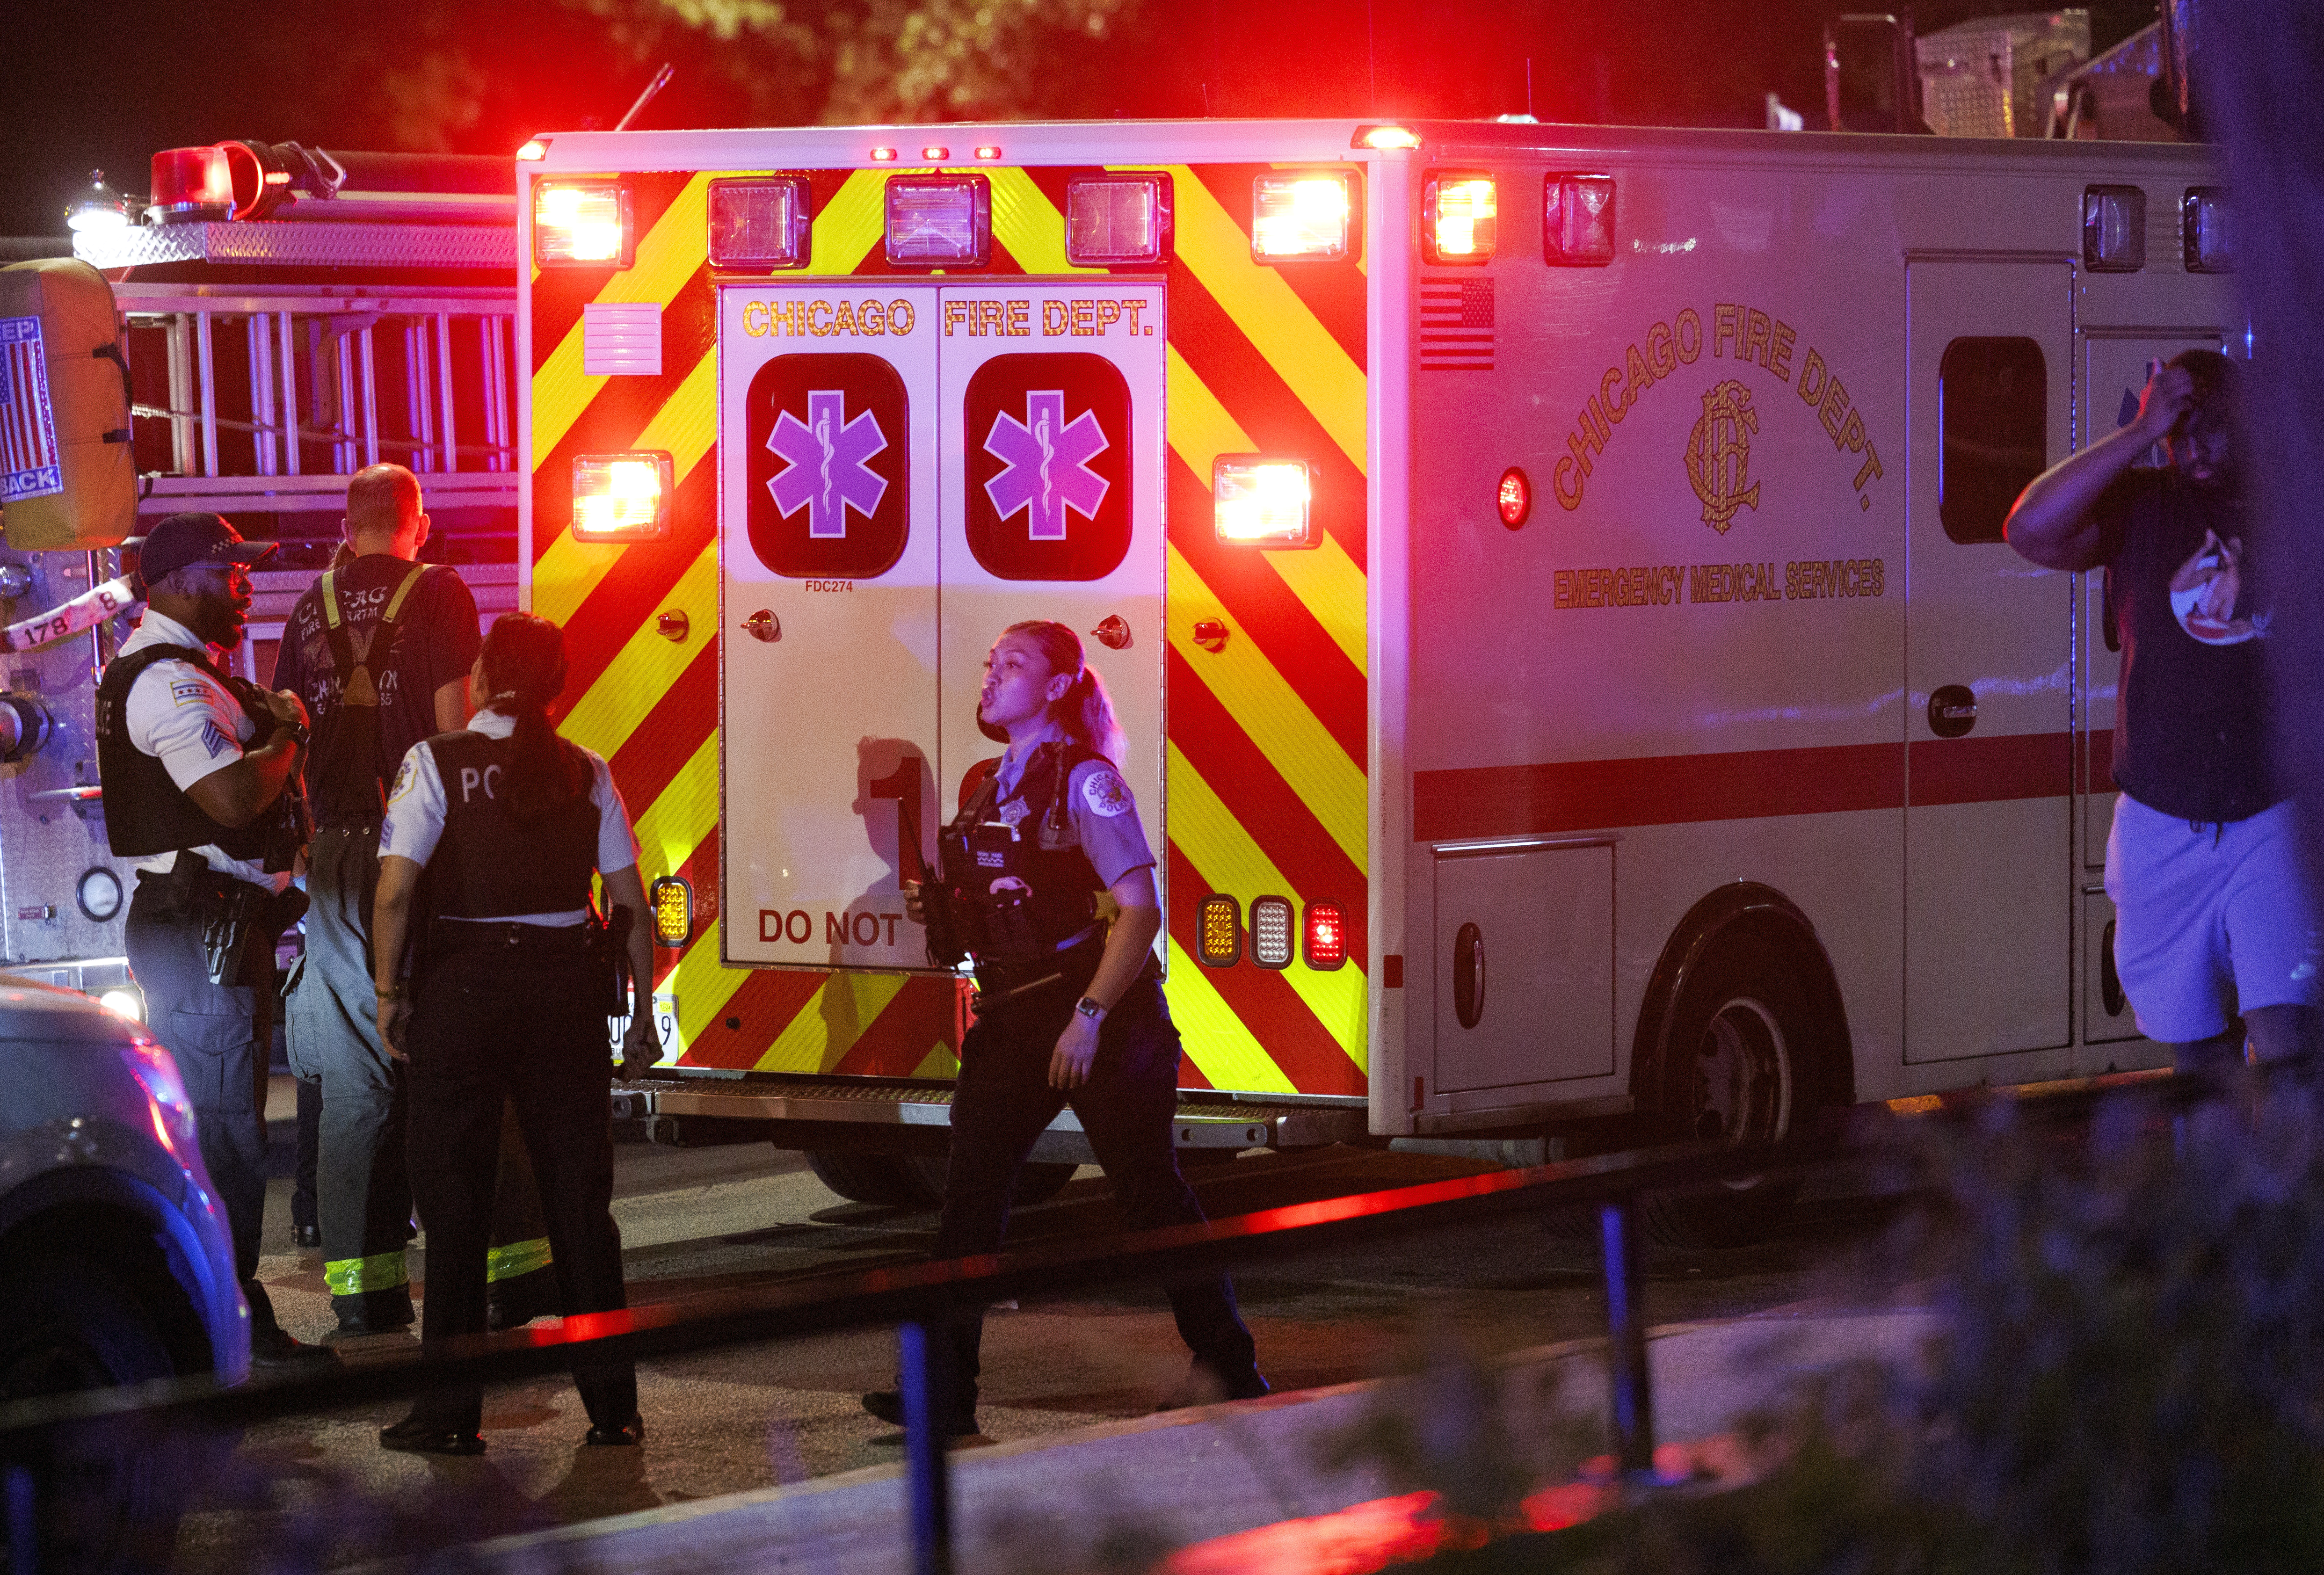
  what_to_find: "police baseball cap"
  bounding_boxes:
[137,512,276,587]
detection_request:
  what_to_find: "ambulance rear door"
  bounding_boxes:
[719,287,941,969]
[933,286,1168,929]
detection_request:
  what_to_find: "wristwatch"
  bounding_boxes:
[276,717,310,747]
[1075,995,1107,1022]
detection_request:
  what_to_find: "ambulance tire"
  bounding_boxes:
[1633,920,1844,1251]
[898,1155,1080,1209]
[803,1150,930,1209]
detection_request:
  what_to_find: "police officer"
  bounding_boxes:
[367,612,654,1454]
[96,512,333,1369]
[863,620,1267,1439]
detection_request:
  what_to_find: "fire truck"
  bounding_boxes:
[0,142,518,1010]
[512,113,2234,1230]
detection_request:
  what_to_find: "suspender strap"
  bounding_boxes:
[319,563,429,706]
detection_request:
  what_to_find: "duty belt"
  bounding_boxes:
[432,918,593,954]
[973,920,1106,1006]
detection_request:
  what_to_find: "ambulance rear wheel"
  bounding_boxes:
[899,1155,1079,1208]
[803,1150,929,1209]
[1634,922,1840,1250]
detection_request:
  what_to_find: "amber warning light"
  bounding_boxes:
[1198,895,1242,967]
[572,452,674,542]
[650,876,694,947]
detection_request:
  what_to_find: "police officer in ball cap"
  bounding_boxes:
[863,620,1267,1440]
[368,611,654,1454]
[96,511,334,1369]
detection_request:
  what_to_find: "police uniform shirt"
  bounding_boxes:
[117,607,291,893]
[378,709,639,926]
[993,731,1155,888]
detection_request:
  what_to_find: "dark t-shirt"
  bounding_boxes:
[271,555,482,816]
[2097,468,2274,823]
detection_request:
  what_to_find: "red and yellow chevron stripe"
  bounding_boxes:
[527,160,1367,1097]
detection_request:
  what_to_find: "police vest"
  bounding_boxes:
[426,731,600,918]
[944,741,1109,966]
[94,643,277,862]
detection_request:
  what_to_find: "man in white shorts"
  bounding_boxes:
[2006,350,2321,1071]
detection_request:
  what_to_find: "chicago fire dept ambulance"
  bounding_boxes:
[517,115,2234,1228]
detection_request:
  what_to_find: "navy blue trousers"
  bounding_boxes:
[931,969,1257,1415]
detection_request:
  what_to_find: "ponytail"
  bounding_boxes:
[476,613,591,820]
[1002,619,1127,766]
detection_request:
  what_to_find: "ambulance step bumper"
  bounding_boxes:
[610,1077,1365,1151]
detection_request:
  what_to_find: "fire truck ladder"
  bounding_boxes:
[117,283,518,520]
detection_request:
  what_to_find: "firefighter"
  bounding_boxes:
[863,620,1267,1440]
[368,612,655,1454]
[95,512,334,1369]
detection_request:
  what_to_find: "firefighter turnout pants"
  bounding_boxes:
[125,873,286,1337]
[401,922,634,1434]
[932,968,1259,1418]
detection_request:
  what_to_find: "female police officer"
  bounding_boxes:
[863,620,1267,1439]
[368,612,656,1454]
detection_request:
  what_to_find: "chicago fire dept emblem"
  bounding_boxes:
[1684,379,1761,534]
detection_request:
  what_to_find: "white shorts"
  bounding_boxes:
[2105,794,2324,1044]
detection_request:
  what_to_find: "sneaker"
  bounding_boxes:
[583,1415,645,1447]
[861,1389,978,1439]
[379,1416,485,1456]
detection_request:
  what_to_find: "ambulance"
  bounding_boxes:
[516,113,2237,1231]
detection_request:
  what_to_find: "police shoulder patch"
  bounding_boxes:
[170,679,215,708]
[387,755,418,803]
[1080,767,1133,819]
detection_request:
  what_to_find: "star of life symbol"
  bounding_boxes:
[984,390,1108,541]
[767,389,887,539]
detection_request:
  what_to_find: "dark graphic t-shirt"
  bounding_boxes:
[2097,468,2275,823]
[270,556,481,820]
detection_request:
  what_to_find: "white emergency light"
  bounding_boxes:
[516,138,551,161]
[885,175,992,268]
[2083,185,2145,273]
[535,182,633,267]
[1544,174,1615,266]
[1251,173,1353,261]
[1066,174,1170,266]
[1249,896,1294,969]
[1424,173,1496,264]
[2182,187,2229,273]
[1354,125,1423,151]
[571,452,673,542]
[709,177,812,270]
[65,172,134,232]
[98,985,146,1023]
[1213,457,1315,548]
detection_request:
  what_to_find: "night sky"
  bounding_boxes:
[1,0,2159,238]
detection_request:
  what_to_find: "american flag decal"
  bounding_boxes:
[1419,279,1494,372]
[1,316,64,502]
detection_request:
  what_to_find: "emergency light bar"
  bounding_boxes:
[1066,175,1171,266]
[650,875,694,947]
[709,177,812,270]
[571,452,673,542]
[1423,173,1496,264]
[886,175,992,268]
[535,181,634,267]
[150,146,233,222]
[1302,902,1347,971]
[2182,187,2228,273]
[2083,185,2144,273]
[1251,173,1353,261]
[1213,457,1315,548]
[1544,174,1616,266]
[1249,897,1294,969]
[1197,895,1242,967]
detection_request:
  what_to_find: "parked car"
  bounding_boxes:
[0,973,250,1571]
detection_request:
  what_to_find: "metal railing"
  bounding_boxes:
[0,1067,2191,1575]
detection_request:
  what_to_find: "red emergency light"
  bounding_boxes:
[150,146,233,222]
[1303,902,1348,971]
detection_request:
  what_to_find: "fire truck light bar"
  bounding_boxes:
[1197,895,1242,967]
[1302,902,1347,971]
[1252,173,1353,261]
[1066,175,1170,266]
[571,452,674,542]
[886,174,992,268]
[1544,174,1616,267]
[650,876,694,947]
[2183,187,2226,273]
[710,177,812,270]
[1249,897,1294,969]
[1354,125,1423,151]
[1424,174,1496,264]
[1213,457,1315,548]
[2083,185,2145,273]
[535,182,634,267]
[150,146,233,222]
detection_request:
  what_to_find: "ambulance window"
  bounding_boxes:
[744,354,911,579]
[962,354,1132,581]
[1939,337,2046,545]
